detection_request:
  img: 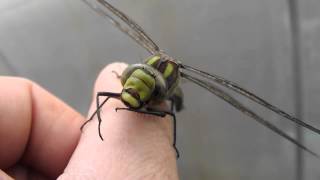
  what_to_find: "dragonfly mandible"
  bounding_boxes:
[80,0,320,158]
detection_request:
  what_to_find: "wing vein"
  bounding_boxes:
[82,0,157,54]
[97,0,159,51]
[181,64,320,135]
[181,72,319,157]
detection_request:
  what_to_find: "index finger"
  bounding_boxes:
[0,77,85,178]
[59,63,178,179]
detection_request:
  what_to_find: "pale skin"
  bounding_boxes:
[0,63,179,180]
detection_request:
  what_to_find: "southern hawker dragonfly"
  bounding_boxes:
[80,0,320,158]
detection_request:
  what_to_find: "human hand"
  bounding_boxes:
[0,63,179,179]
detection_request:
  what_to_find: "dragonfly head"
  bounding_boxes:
[120,65,157,109]
[120,88,144,109]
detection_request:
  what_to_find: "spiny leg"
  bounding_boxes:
[115,107,166,117]
[116,106,180,158]
[80,96,110,131]
[80,92,121,140]
[166,99,179,157]
[170,98,175,112]
[112,70,122,79]
[96,92,103,140]
[170,87,184,112]
[146,106,179,158]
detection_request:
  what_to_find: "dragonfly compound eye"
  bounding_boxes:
[121,88,142,109]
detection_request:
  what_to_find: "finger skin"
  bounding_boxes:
[59,63,179,180]
[0,78,32,168]
[6,165,49,180]
[0,169,14,180]
[0,77,85,178]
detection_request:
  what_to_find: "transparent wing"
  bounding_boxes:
[181,72,319,157]
[181,64,320,135]
[0,51,19,75]
[82,0,160,54]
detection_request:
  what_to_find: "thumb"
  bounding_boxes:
[58,63,179,179]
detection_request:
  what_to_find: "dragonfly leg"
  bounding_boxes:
[146,106,179,159]
[115,107,165,116]
[169,98,175,112]
[112,70,122,79]
[116,106,180,158]
[170,87,184,112]
[81,92,121,140]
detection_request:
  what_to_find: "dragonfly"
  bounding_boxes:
[80,0,320,158]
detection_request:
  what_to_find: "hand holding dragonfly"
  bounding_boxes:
[0,65,179,179]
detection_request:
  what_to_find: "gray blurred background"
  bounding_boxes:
[1,0,320,179]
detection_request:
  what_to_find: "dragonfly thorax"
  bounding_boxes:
[145,55,181,97]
